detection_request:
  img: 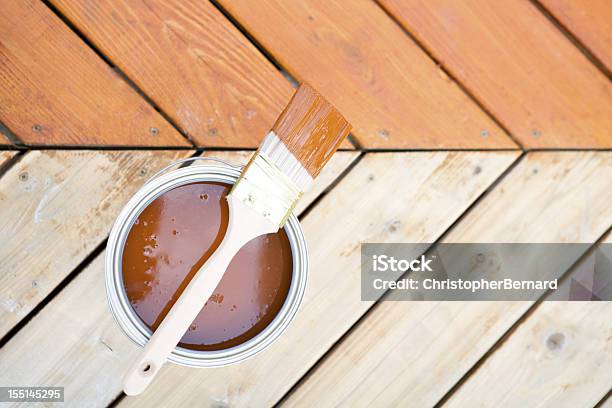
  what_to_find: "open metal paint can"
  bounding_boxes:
[105,157,308,367]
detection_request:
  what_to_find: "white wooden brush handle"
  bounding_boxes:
[123,196,278,396]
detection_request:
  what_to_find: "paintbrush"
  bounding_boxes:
[123,83,351,395]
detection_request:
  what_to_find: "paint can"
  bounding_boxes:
[105,157,308,367]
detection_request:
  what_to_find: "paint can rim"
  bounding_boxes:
[105,158,308,367]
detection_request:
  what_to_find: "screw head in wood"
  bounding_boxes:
[546,332,565,351]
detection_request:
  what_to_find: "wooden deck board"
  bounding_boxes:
[0,0,189,146]
[216,0,517,150]
[111,151,518,407]
[448,231,612,406]
[446,301,612,407]
[0,0,609,403]
[378,0,612,148]
[50,0,296,148]
[0,254,127,407]
[0,150,192,339]
[286,152,612,407]
[0,150,361,408]
[539,0,612,71]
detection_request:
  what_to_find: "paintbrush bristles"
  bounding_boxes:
[229,83,351,228]
[259,132,313,192]
[271,84,351,178]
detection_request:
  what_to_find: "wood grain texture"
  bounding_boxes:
[0,0,189,146]
[446,301,612,407]
[0,150,361,407]
[110,151,517,407]
[540,0,612,71]
[287,152,612,407]
[0,254,126,407]
[200,150,361,215]
[50,0,296,148]
[446,232,612,407]
[217,0,516,149]
[378,0,612,148]
[0,150,192,339]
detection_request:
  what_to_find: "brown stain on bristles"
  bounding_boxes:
[271,83,351,178]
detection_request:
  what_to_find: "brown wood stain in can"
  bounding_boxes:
[122,182,293,351]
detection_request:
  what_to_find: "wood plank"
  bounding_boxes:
[0,255,124,407]
[216,0,516,149]
[540,0,612,71]
[286,152,612,407]
[0,149,364,407]
[50,0,295,148]
[446,303,612,407]
[446,236,612,407]
[0,150,192,339]
[377,0,612,148]
[0,0,189,146]
[200,150,361,215]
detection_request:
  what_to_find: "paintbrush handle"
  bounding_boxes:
[123,196,278,396]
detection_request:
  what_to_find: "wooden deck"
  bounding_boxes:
[0,0,610,407]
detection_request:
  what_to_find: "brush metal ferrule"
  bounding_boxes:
[229,150,303,229]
